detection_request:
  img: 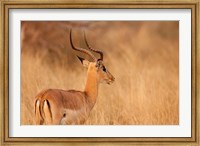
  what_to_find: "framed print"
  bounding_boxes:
[0,0,199,145]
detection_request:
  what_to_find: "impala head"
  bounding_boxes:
[70,29,115,85]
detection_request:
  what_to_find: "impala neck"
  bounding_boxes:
[84,66,99,109]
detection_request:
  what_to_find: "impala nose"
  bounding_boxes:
[112,76,115,82]
[107,71,115,84]
[109,76,115,84]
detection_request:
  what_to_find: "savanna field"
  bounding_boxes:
[21,21,179,125]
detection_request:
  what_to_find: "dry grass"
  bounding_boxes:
[21,21,179,125]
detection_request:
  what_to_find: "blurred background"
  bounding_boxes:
[21,21,179,125]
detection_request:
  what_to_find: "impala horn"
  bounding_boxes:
[70,29,97,61]
[84,30,104,61]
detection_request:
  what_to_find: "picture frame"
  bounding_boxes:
[0,0,199,145]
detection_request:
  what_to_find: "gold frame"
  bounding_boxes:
[0,0,199,145]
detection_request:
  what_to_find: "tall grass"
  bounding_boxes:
[21,21,179,125]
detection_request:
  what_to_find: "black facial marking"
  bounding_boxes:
[102,66,106,72]
[63,113,66,117]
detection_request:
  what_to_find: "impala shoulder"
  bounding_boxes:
[58,90,87,110]
[66,90,86,97]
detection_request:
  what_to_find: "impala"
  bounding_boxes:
[34,30,115,125]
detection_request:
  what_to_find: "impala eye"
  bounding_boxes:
[102,66,106,72]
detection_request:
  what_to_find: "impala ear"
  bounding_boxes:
[77,56,89,68]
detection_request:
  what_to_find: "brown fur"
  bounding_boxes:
[35,56,115,125]
[35,89,89,124]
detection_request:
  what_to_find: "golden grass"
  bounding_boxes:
[21,21,179,125]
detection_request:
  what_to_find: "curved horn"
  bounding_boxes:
[70,29,96,61]
[84,31,104,61]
